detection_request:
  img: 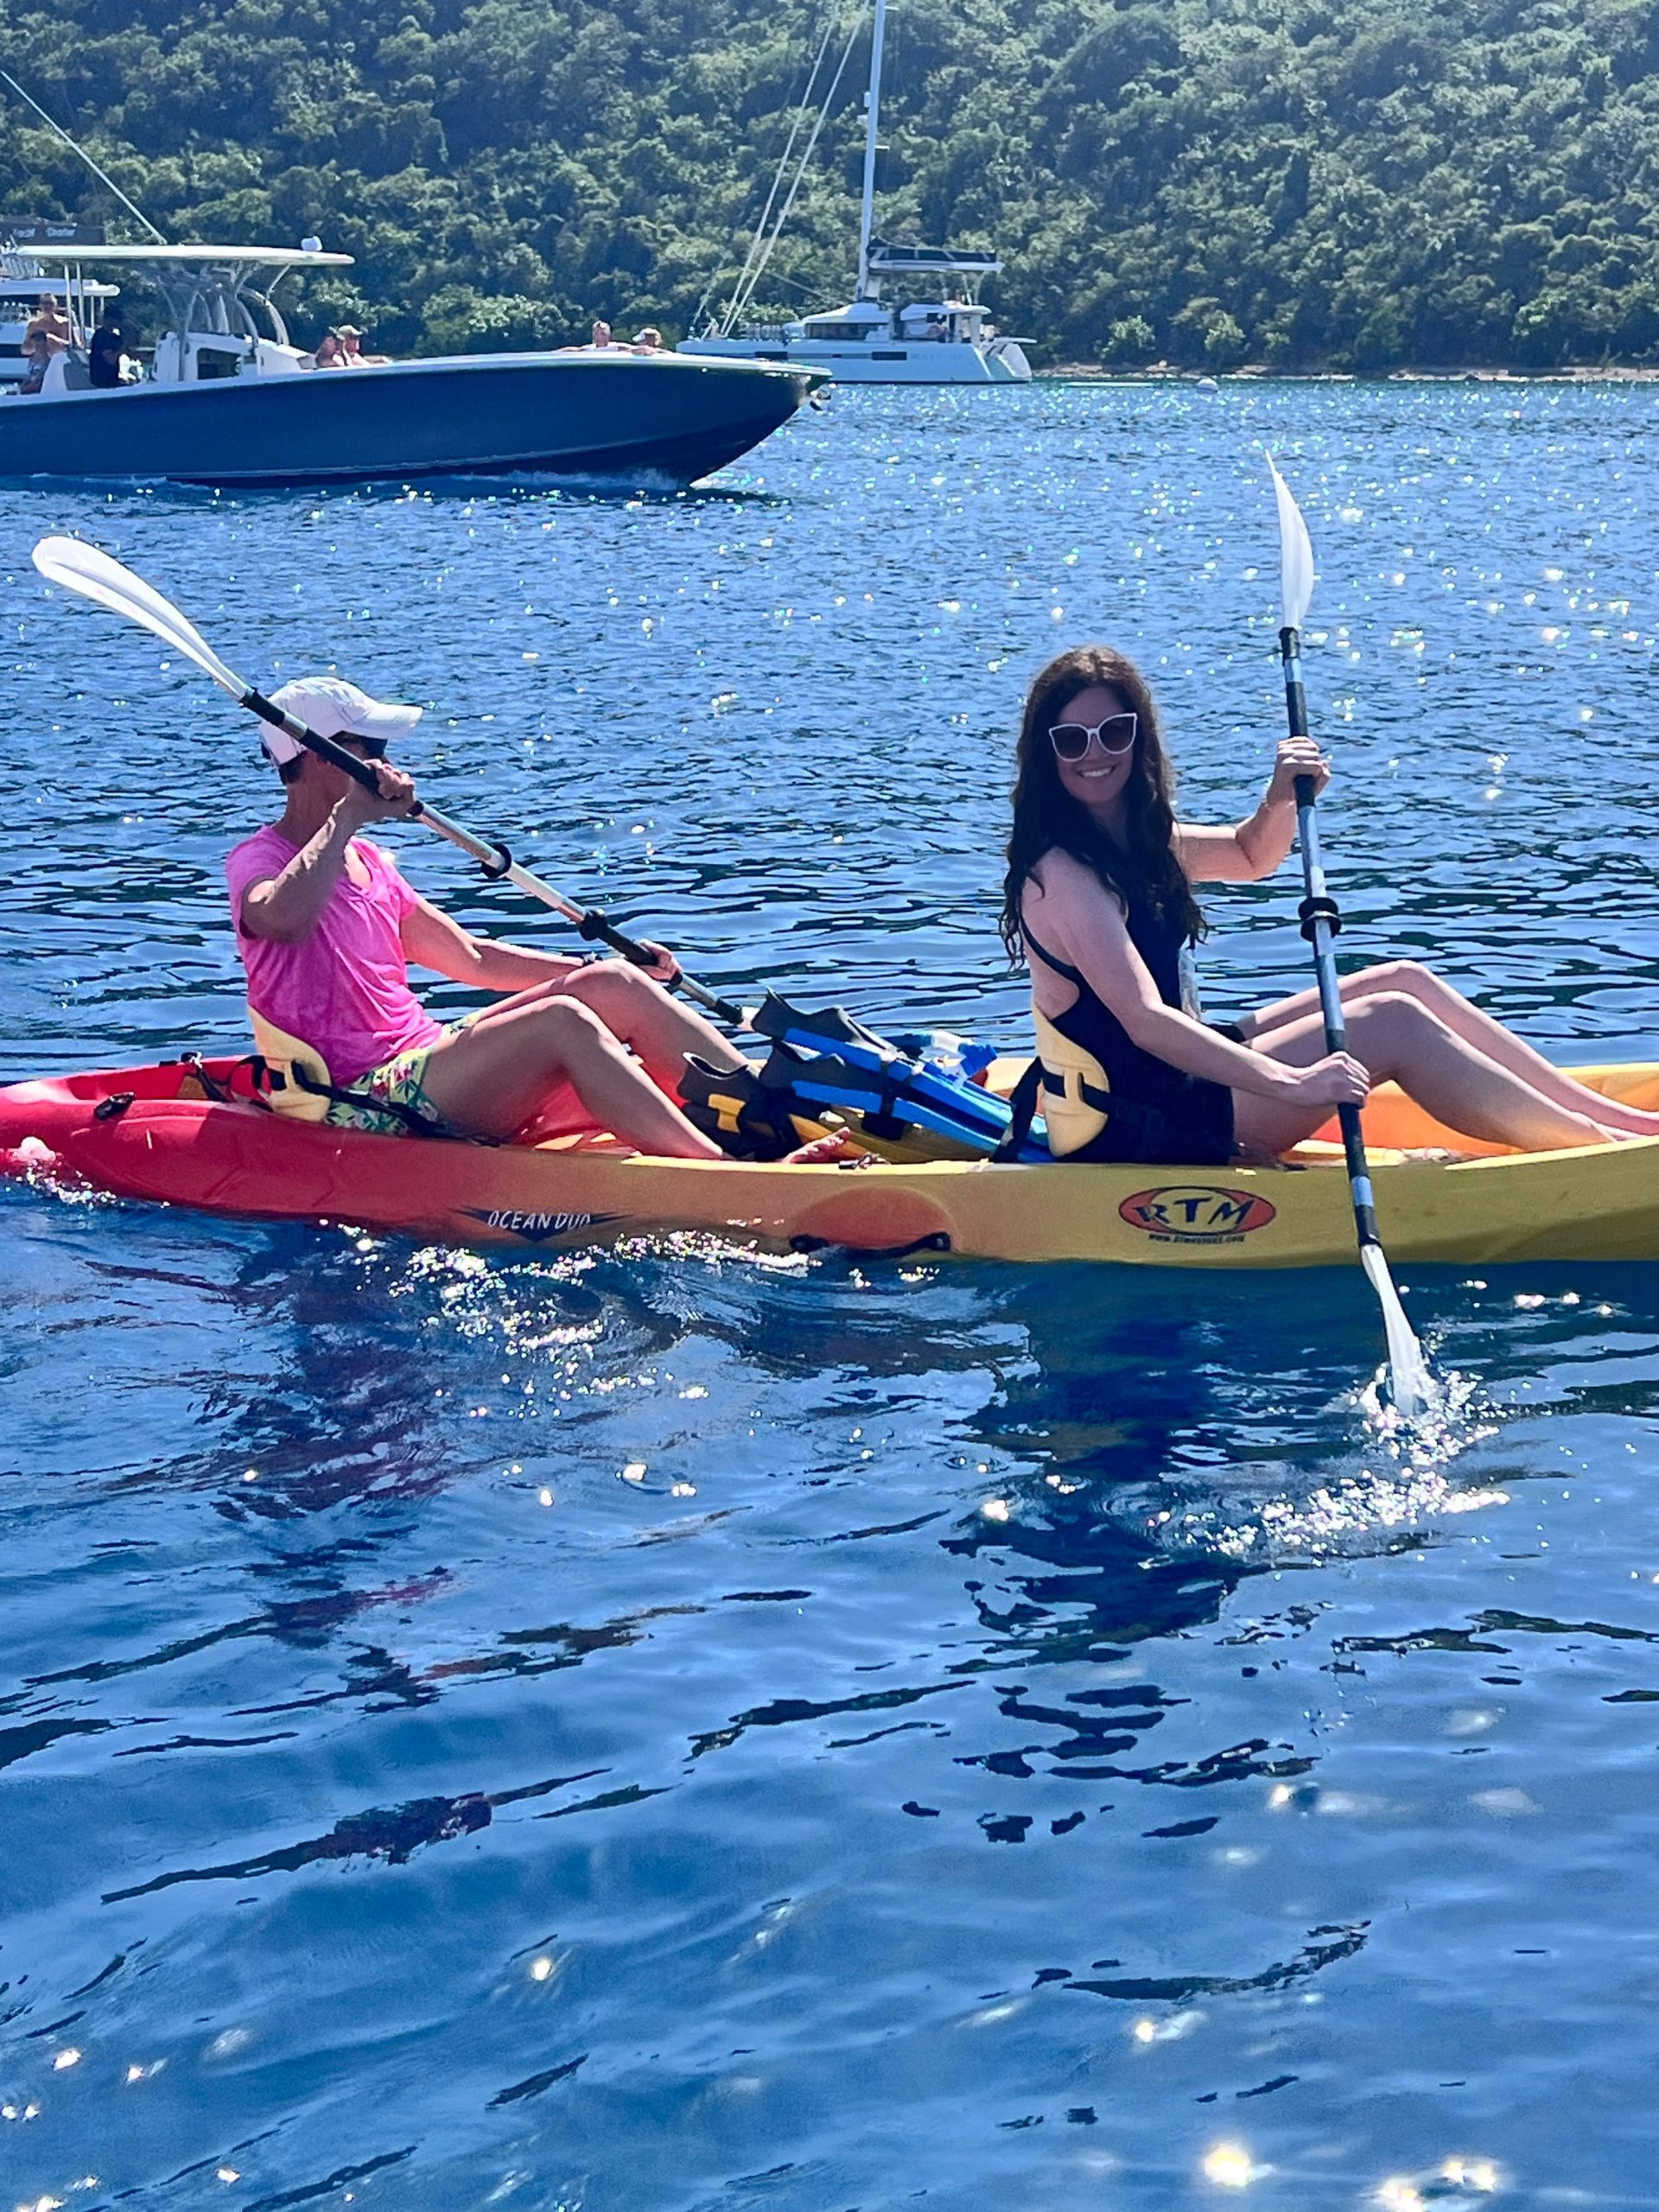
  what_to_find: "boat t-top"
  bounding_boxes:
[680,0,1031,386]
[0,239,824,488]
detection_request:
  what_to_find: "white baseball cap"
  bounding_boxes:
[259,675,423,766]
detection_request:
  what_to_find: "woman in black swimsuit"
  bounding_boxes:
[1002,645,1659,1162]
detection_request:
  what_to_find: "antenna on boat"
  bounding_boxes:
[0,69,168,245]
[855,0,887,300]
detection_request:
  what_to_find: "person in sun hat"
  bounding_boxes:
[226,675,857,1161]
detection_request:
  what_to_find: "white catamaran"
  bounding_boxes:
[680,0,1031,386]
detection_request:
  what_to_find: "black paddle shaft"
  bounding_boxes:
[1277,625,1382,1250]
[239,686,725,1002]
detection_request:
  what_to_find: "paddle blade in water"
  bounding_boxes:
[1359,1241,1435,1421]
[32,536,248,698]
[1266,453,1316,632]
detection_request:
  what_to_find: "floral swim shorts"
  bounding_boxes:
[324,1020,469,1138]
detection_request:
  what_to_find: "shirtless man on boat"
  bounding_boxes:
[227,677,848,1160]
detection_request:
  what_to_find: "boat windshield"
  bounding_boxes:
[16,244,353,385]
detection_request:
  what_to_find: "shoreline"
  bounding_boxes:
[1036,361,1659,384]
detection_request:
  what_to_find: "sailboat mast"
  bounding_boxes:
[855,0,887,300]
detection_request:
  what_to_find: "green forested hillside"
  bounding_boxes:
[1,0,1656,368]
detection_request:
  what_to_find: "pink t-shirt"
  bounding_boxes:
[226,825,442,1085]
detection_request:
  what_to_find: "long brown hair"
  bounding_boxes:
[998,644,1205,960]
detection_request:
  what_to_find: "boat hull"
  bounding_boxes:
[678,336,1031,385]
[4,1060,1659,1268]
[0,352,824,488]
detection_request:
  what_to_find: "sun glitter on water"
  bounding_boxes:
[1148,1360,1502,1562]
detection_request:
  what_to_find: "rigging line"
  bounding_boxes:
[724,0,867,332]
[692,0,838,334]
[706,0,855,334]
[724,3,864,330]
[0,68,168,244]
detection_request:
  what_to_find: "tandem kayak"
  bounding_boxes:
[3,1055,1659,1268]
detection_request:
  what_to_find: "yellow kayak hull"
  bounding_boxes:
[507,1075,1659,1266]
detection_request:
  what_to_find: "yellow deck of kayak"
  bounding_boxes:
[463,1061,1659,1267]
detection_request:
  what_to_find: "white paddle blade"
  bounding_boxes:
[1265,453,1316,632]
[32,536,249,698]
[1360,1242,1436,1421]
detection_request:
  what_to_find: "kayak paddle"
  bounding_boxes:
[29,535,747,1027]
[1265,458,1434,1421]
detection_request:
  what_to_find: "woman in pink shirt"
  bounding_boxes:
[228,677,848,1160]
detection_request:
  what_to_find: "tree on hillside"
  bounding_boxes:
[1,0,1655,367]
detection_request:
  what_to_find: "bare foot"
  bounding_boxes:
[783,1130,874,1166]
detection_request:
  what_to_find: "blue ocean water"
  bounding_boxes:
[5,380,1659,2209]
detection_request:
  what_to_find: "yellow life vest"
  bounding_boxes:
[1033,1002,1116,1160]
[247,1006,334,1122]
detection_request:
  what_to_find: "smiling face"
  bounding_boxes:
[1002,643,1204,960]
[1049,682,1137,819]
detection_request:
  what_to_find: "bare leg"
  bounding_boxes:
[418,977,858,1164]
[420,996,728,1154]
[1231,990,1618,1159]
[1247,960,1659,1134]
[465,959,747,1093]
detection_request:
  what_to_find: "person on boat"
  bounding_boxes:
[228,677,851,1161]
[87,315,133,388]
[15,317,71,395]
[335,324,391,366]
[1002,644,1659,1161]
[14,326,54,395]
[632,327,666,353]
[311,332,346,368]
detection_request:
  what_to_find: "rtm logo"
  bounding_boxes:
[1118,1185,1278,1242]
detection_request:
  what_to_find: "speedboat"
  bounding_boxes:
[680,0,1031,386]
[0,242,825,488]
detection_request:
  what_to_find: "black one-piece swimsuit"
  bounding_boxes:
[1024,898,1236,1166]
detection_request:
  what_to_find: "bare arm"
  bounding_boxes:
[240,760,420,943]
[400,899,686,994]
[1027,855,1334,1102]
[399,899,586,990]
[1174,736,1329,884]
[241,805,394,946]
